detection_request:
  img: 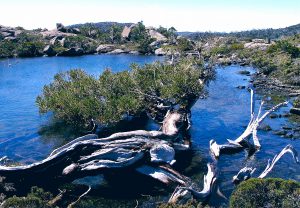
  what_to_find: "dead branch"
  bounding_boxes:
[258,144,299,178]
[210,88,288,158]
[233,145,299,183]
[168,163,217,204]
[67,186,91,208]
[232,167,256,183]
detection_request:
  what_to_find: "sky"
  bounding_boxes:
[1,0,300,32]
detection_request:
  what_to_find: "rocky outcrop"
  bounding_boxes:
[0,25,17,38]
[290,108,300,116]
[129,51,140,55]
[56,23,67,33]
[108,49,126,54]
[43,45,56,56]
[121,24,136,39]
[49,36,65,46]
[155,48,167,56]
[244,42,270,50]
[57,47,83,56]
[149,29,167,41]
[96,44,115,53]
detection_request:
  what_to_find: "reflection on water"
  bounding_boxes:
[0,56,299,207]
[191,65,300,206]
[0,54,164,162]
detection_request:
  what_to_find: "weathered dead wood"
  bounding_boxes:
[210,88,288,158]
[233,145,299,183]
[168,163,217,204]
[0,111,191,192]
[258,144,299,178]
[67,186,91,208]
[232,167,256,183]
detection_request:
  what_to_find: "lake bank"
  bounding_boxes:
[0,54,299,207]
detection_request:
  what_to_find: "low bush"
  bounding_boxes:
[230,178,300,208]
[36,58,208,128]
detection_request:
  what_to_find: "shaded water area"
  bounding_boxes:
[0,56,299,207]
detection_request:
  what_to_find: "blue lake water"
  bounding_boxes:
[0,55,299,206]
[0,55,164,163]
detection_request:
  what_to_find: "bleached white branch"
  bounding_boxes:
[258,144,299,178]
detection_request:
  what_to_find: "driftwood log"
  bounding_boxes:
[0,110,192,193]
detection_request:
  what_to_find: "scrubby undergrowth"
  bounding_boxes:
[230,178,300,208]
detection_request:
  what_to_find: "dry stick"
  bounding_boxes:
[210,88,288,158]
[47,189,67,206]
[258,144,299,178]
[67,186,91,208]
[233,144,299,183]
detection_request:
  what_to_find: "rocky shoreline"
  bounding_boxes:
[0,23,184,58]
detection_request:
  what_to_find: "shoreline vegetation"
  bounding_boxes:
[0,21,300,207]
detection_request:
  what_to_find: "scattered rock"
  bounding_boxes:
[68,28,81,34]
[121,24,136,39]
[244,42,270,50]
[96,44,114,53]
[282,113,291,118]
[108,49,125,54]
[269,113,279,119]
[4,37,17,41]
[148,29,167,41]
[155,48,166,56]
[57,47,83,56]
[273,130,287,136]
[236,86,246,89]
[282,125,293,130]
[238,70,250,75]
[56,23,67,32]
[257,124,272,131]
[49,36,64,46]
[290,108,300,116]
[292,132,300,139]
[43,45,56,56]
[129,51,140,55]
[284,132,294,138]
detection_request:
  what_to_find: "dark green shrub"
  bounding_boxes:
[0,40,17,57]
[2,187,53,208]
[230,178,300,208]
[17,41,45,57]
[64,35,97,53]
[230,43,244,51]
[267,40,300,58]
[177,37,194,52]
[210,45,230,55]
[129,21,147,42]
[36,58,207,127]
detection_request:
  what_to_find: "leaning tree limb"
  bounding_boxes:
[210,88,288,158]
[232,144,299,183]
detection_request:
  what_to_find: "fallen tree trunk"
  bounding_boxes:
[0,111,191,193]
